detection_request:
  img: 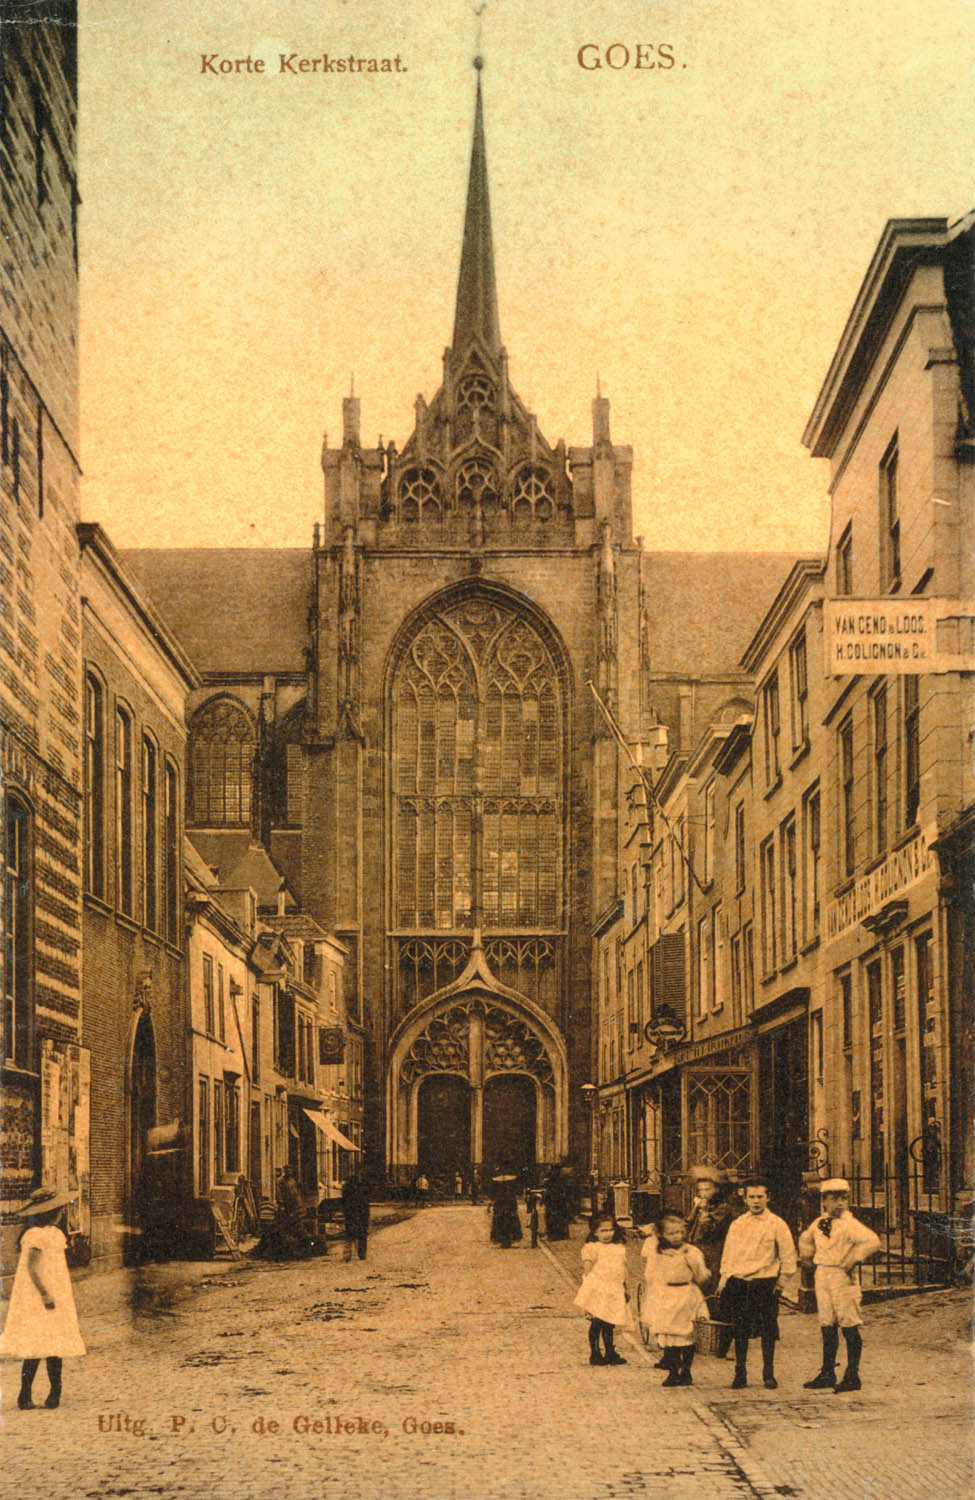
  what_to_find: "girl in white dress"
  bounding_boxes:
[573,1214,630,1366]
[642,1211,709,1386]
[1,1186,86,1409]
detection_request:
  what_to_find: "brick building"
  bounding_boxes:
[1,3,86,1267]
[78,523,198,1264]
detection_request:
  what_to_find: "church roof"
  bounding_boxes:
[642,552,800,677]
[451,63,501,358]
[121,549,311,675]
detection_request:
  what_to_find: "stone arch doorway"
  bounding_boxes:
[127,1009,157,1261]
[386,940,569,1185]
[130,1010,157,1194]
[482,1074,536,1180]
[417,1074,471,1181]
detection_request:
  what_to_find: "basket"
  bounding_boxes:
[694,1316,731,1356]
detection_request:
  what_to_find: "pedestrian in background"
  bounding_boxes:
[799,1178,880,1393]
[686,1165,740,1356]
[1,1187,85,1409]
[641,1210,709,1386]
[489,1166,522,1248]
[574,1213,630,1366]
[717,1178,797,1389]
[341,1170,371,1262]
[542,1163,572,1240]
[415,1172,430,1206]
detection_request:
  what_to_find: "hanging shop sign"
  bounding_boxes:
[824,598,975,675]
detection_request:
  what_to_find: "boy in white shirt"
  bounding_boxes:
[717,1178,798,1389]
[798,1178,880,1392]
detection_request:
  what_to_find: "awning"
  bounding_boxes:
[303,1108,359,1152]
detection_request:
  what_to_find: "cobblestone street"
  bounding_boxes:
[2,1208,972,1500]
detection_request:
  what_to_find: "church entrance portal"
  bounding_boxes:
[417,1074,471,1181]
[482,1074,536,1180]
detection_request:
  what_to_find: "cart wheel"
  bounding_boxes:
[636,1280,651,1345]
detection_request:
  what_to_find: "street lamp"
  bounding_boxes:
[580,1083,598,1214]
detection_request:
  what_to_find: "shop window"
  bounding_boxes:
[684,1070,752,1177]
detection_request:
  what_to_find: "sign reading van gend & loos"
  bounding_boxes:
[824,597,975,674]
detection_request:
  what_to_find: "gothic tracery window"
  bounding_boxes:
[457,372,495,415]
[399,466,441,522]
[456,458,499,516]
[189,698,255,827]
[511,464,555,522]
[391,594,563,939]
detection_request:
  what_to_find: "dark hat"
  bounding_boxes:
[11,1184,76,1219]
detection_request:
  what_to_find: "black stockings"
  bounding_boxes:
[18,1357,61,1409]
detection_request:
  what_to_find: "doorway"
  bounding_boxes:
[482,1074,536,1182]
[417,1074,471,1183]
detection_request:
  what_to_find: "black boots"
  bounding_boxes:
[18,1359,39,1409]
[731,1334,748,1387]
[588,1320,605,1364]
[602,1325,626,1365]
[804,1326,839,1389]
[761,1332,778,1388]
[835,1327,862,1392]
[661,1346,694,1387]
[44,1358,62,1408]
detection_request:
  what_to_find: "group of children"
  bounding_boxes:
[574,1174,880,1392]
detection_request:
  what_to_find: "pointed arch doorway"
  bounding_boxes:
[416,1074,471,1181]
[482,1074,536,1179]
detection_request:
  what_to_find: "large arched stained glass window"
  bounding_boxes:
[188,698,255,827]
[391,594,563,934]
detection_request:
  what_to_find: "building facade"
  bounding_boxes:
[79,523,198,1264]
[593,213,974,1243]
[1,3,86,1271]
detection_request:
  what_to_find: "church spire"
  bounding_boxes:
[451,58,501,357]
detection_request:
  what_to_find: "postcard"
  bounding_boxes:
[2,2,972,1497]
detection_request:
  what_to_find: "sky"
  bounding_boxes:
[78,0,975,554]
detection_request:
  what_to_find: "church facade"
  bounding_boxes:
[129,72,666,1186]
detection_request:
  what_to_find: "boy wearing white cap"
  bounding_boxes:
[798,1178,880,1392]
